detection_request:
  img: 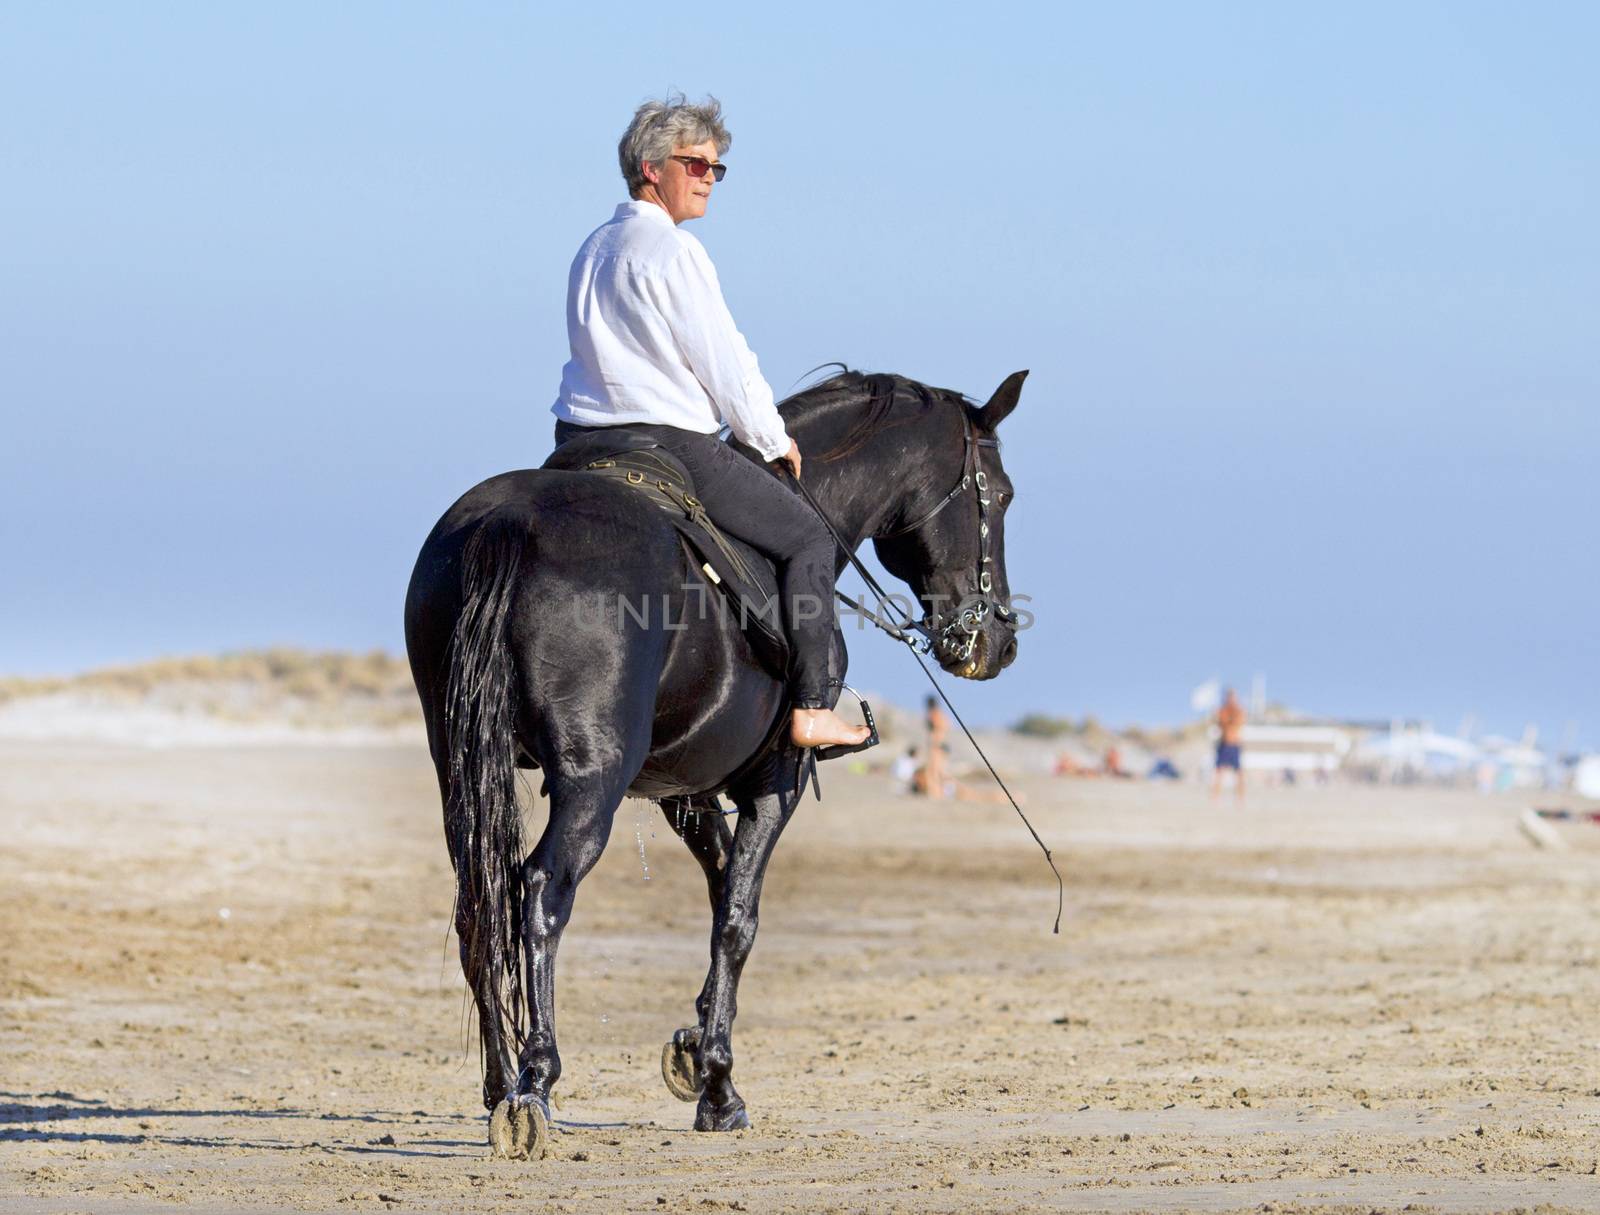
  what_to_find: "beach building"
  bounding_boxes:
[1227,724,1352,777]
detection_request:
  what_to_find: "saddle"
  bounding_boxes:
[541,429,881,783]
[541,430,790,674]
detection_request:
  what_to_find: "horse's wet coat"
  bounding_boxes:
[403,368,1027,1142]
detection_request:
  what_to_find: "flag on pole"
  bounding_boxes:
[1190,678,1220,713]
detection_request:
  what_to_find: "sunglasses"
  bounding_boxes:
[669,155,727,182]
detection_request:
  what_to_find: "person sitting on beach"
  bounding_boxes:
[890,746,919,794]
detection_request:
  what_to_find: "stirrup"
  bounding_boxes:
[814,684,880,763]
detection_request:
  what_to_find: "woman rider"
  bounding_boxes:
[551,94,871,751]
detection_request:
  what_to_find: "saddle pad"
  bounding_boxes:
[541,435,790,675]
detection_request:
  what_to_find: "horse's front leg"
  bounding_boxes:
[691,783,797,1131]
[659,797,734,1101]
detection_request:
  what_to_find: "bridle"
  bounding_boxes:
[876,409,1016,665]
[786,382,1015,668]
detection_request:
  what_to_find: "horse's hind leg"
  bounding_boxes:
[508,731,647,1121]
[691,783,800,1132]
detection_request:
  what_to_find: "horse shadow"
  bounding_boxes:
[0,1090,486,1157]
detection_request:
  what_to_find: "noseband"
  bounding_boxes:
[878,411,1013,665]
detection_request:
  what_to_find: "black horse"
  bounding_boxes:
[404,368,1027,1156]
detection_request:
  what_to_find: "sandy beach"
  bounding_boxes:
[3,740,1598,1213]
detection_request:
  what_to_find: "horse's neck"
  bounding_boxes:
[795,471,868,554]
[788,412,909,554]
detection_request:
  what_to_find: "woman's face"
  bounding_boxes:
[643,139,720,224]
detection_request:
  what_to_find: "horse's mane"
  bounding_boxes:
[778,365,976,462]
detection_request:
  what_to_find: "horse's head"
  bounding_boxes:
[870,370,1028,681]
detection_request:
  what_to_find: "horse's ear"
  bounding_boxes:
[976,370,1028,432]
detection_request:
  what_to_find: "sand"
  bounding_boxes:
[2,740,1598,1213]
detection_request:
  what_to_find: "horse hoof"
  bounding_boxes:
[488,1097,549,1160]
[661,1037,703,1103]
[694,1098,750,1132]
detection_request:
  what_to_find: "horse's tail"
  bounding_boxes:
[442,510,530,1054]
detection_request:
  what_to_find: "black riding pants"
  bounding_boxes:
[553,421,837,707]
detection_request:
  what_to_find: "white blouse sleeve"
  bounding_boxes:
[653,238,792,462]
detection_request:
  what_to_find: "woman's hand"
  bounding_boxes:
[773,438,802,481]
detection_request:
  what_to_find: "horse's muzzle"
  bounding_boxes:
[943,627,1018,681]
[998,635,1018,670]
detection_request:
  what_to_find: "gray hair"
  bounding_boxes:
[617,93,731,198]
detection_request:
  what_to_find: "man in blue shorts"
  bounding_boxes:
[1211,687,1246,803]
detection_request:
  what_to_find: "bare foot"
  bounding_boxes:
[790,707,871,749]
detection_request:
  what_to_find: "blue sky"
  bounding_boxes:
[2,3,1595,744]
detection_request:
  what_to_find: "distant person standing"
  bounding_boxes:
[924,695,949,800]
[1212,687,1246,802]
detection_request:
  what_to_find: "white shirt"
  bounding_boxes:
[551,200,791,462]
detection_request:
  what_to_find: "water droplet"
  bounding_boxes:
[633,805,651,881]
